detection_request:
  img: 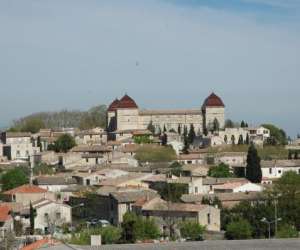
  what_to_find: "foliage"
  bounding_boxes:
[169,162,183,177]
[213,118,220,132]
[161,133,168,146]
[238,135,244,145]
[147,121,155,134]
[9,117,45,133]
[188,124,196,144]
[225,119,235,128]
[179,221,205,240]
[202,196,222,209]
[133,135,152,144]
[33,163,55,176]
[276,224,298,239]
[121,212,160,243]
[225,218,252,240]
[79,105,107,130]
[157,183,188,202]
[69,226,121,245]
[262,124,287,145]
[135,145,176,163]
[1,168,29,191]
[29,202,36,235]
[14,220,23,236]
[231,135,235,145]
[246,144,262,183]
[208,163,233,178]
[50,134,76,153]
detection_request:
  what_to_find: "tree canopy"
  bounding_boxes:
[208,163,233,178]
[135,145,176,163]
[1,168,29,191]
[246,144,262,183]
[50,134,76,153]
[225,218,252,240]
[262,124,288,145]
[179,221,205,241]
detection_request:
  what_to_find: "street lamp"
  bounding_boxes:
[70,203,84,232]
[261,217,282,239]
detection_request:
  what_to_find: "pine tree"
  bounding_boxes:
[188,124,196,144]
[246,144,262,183]
[163,125,167,133]
[241,120,246,128]
[245,134,250,145]
[238,135,244,145]
[178,124,181,135]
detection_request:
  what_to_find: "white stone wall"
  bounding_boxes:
[262,166,300,179]
[232,183,263,193]
[6,137,40,160]
[116,109,139,131]
[205,107,225,130]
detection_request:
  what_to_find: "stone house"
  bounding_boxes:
[0,205,14,238]
[75,127,107,145]
[34,176,77,193]
[133,197,220,232]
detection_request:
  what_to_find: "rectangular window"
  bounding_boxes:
[207,213,211,224]
[269,168,272,174]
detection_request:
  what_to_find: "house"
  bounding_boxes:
[71,145,112,165]
[247,126,270,144]
[202,177,250,194]
[133,197,220,232]
[75,127,107,145]
[212,181,263,193]
[181,164,210,177]
[181,192,264,208]
[215,152,247,167]
[20,199,71,234]
[0,132,40,161]
[3,185,55,206]
[177,154,205,165]
[0,205,14,238]
[109,189,158,225]
[261,160,300,182]
[34,176,77,193]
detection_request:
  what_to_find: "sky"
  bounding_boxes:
[0,0,300,136]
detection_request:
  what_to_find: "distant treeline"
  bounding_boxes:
[8,105,107,133]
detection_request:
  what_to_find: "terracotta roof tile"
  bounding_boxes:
[202,92,225,108]
[0,205,12,222]
[3,185,48,195]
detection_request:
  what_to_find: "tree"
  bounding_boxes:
[79,105,107,129]
[1,168,28,191]
[188,124,196,144]
[213,118,220,132]
[99,226,122,244]
[294,151,298,160]
[161,133,168,146]
[33,163,55,176]
[241,120,246,128]
[225,119,235,128]
[157,183,188,202]
[163,125,167,133]
[231,135,235,145]
[29,202,36,235]
[208,163,233,178]
[225,219,252,240]
[245,133,250,145]
[183,126,188,138]
[169,162,183,177]
[246,144,262,183]
[121,212,160,243]
[262,124,288,145]
[224,135,228,144]
[135,145,176,163]
[238,135,244,145]
[182,136,189,154]
[53,134,76,153]
[276,224,298,239]
[147,121,155,134]
[177,124,181,135]
[288,150,293,160]
[202,196,222,209]
[179,221,205,241]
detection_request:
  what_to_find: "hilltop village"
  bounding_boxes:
[0,93,299,247]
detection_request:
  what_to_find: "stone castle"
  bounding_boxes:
[107,93,225,135]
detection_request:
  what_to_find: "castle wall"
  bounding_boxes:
[205,107,225,130]
[116,109,139,131]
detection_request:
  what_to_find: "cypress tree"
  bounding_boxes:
[188,124,196,144]
[183,125,188,138]
[241,120,246,128]
[246,144,262,183]
[294,151,299,160]
[213,118,220,132]
[238,135,244,145]
[245,134,250,145]
[147,121,155,134]
[161,133,168,146]
[30,202,35,235]
[163,125,167,133]
[231,135,235,145]
[224,135,228,144]
[288,150,293,160]
[178,124,181,135]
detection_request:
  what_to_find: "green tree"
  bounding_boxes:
[208,163,233,178]
[238,135,244,145]
[179,221,205,241]
[224,135,228,144]
[147,121,155,134]
[99,226,122,244]
[288,150,293,160]
[157,183,188,202]
[188,124,196,144]
[29,202,36,235]
[53,134,76,153]
[225,119,235,128]
[79,105,107,129]
[294,151,299,160]
[183,126,188,138]
[213,118,220,132]
[226,219,252,240]
[245,133,250,145]
[169,162,183,177]
[135,145,176,163]
[163,125,167,133]
[161,133,168,146]
[177,124,181,135]
[33,163,55,176]
[262,124,287,145]
[241,120,246,128]
[1,168,28,191]
[276,224,298,239]
[231,135,235,145]
[246,144,262,183]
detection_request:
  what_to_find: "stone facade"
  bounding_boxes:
[107,93,225,138]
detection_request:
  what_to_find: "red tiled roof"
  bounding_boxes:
[3,185,48,195]
[202,93,225,108]
[118,94,138,109]
[107,98,120,112]
[0,205,12,222]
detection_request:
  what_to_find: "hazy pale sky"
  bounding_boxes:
[0,0,300,136]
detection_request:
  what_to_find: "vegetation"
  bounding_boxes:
[1,168,29,191]
[33,163,55,176]
[276,224,298,239]
[208,163,233,178]
[135,145,176,163]
[147,121,155,134]
[188,124,196,144]
[262,124,287,145]
[29,202,36,235]
[169,162,183,177]
[48,134,76,153]
[225,218,252,240]
[246,144,262,183]
[179,221,205,241]
[121,212,160,243]
[9,105,107,132]
[133,135,152,144]
[156,183,188,202]
[69,226,122,245]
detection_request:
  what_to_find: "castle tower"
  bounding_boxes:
[202,93,225,132]
[107,98,120,132]
[115,94,139,131]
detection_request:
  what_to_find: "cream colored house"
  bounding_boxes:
[107,93,225,140]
